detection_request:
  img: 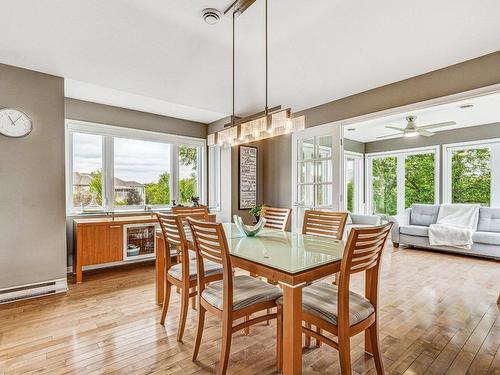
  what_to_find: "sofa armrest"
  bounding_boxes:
[349,213,381,226]
[387,210,410,244]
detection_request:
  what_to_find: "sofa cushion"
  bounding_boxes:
[410,204,440,226]
[477,207,500,232]
[399,225,429,237]
[472,231,500,246]
[346,214,353,225]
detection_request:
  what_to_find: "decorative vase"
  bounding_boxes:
[233,215,267,237]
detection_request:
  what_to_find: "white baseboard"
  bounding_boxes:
[0,278,68,304]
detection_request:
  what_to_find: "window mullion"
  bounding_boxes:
[103,136,114,211]
[171,145,179,205]
[397,155,405,214]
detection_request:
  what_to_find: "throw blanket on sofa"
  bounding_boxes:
[428,204,480,249]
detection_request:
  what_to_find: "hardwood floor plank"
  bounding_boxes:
[0,247,499,375]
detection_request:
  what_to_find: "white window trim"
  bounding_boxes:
[442,138,500,206]
[65,119,206,215]
[208,145,222,211]
[343,151,364,214]
[365,145,440,215]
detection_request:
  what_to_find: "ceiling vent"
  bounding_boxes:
[202,8,222,25]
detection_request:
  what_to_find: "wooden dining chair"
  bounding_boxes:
[172,205,209,221]
[302,210,348,239]
[187,218,283,375]
[276,223,393,375]
[261,206,292,231]
[156,213,223,342]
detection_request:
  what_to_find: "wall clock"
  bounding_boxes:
[0,108,33,138]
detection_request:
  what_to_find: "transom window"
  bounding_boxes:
[66,120,205,214]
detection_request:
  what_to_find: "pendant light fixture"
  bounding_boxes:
[208,0,305,147]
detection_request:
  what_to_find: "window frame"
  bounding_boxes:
[365,145,440,215]
[208,145,221,211]
[343,151,364,214]
[442,138,500,206]
[65,119,206,215]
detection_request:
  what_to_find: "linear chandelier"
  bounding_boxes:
[207,0,305,148]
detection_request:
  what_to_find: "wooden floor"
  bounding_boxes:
[0,245,499,375]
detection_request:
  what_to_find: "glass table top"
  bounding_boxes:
[185,223,344,274]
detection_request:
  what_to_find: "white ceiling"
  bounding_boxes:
[1,0,500,123]
[344,92,500,143]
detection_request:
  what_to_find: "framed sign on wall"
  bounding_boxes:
[239,145,258,210]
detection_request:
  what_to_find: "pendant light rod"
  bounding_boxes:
[265,0,268,115]
[232,10,236,125]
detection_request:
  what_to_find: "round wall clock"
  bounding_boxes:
[0,108,33,138]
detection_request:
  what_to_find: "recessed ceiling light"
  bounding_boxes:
[459,103,474,109]
[202,8,222,25]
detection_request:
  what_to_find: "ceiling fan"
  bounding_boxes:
[376,116,456,139]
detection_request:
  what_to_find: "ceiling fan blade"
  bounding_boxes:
[376,133,400,140]
[385,126,405,131]
[420,121,456,129]
[417,128,434,137]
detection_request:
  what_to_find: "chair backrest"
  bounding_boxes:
[156,213,189,276]
[261,206,292,231]
[172,205,209,222]
[337,223,392,326]
[187,218,234,311]
[302,210,348,240]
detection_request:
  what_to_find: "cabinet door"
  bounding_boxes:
[81,225,123,266]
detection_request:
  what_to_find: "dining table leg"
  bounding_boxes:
[280,282,304,375]
[155,233,165,306]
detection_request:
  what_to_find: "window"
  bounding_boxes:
[71,133,103,211]
[208,146,221,210]
[114,137,171,208]
[367,147,439,215]
[178,145,199,205]
[344,152,364,214]
[66,121,206,214]
[297,135,334,208]
[444,140,500,207]
[405,153,436,208]
[371,156,397,215]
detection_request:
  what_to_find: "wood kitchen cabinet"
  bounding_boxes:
[73,215,158,283]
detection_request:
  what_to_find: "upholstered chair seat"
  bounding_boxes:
[168,259,223,281]
[277,281,374,326]
[202,275,283,311]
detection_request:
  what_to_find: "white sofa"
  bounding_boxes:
[388,204,500,259]
[343,213,381,240]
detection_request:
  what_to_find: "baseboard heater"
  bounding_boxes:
[0,278,68,304]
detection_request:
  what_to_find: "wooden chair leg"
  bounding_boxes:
[192,305,206,361]
[304,322,311,348]
[160,282,171,325]
[265,308,271,326]
[190,287,196,310]
[315,326,322,347]
[177,286,190,342]
[338,334,352,375]
[276,305,283,372]
[218,319,233,375]
[368,322,384,375]
[244,315,250,335]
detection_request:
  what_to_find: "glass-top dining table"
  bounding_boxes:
[156,223,345,375]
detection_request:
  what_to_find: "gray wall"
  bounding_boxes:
[344,139,365,154]
[365,122,500,153]
[65,98,207,138]
[210,51,500,210]
[0,64,66,289]
[65,99,208,267]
